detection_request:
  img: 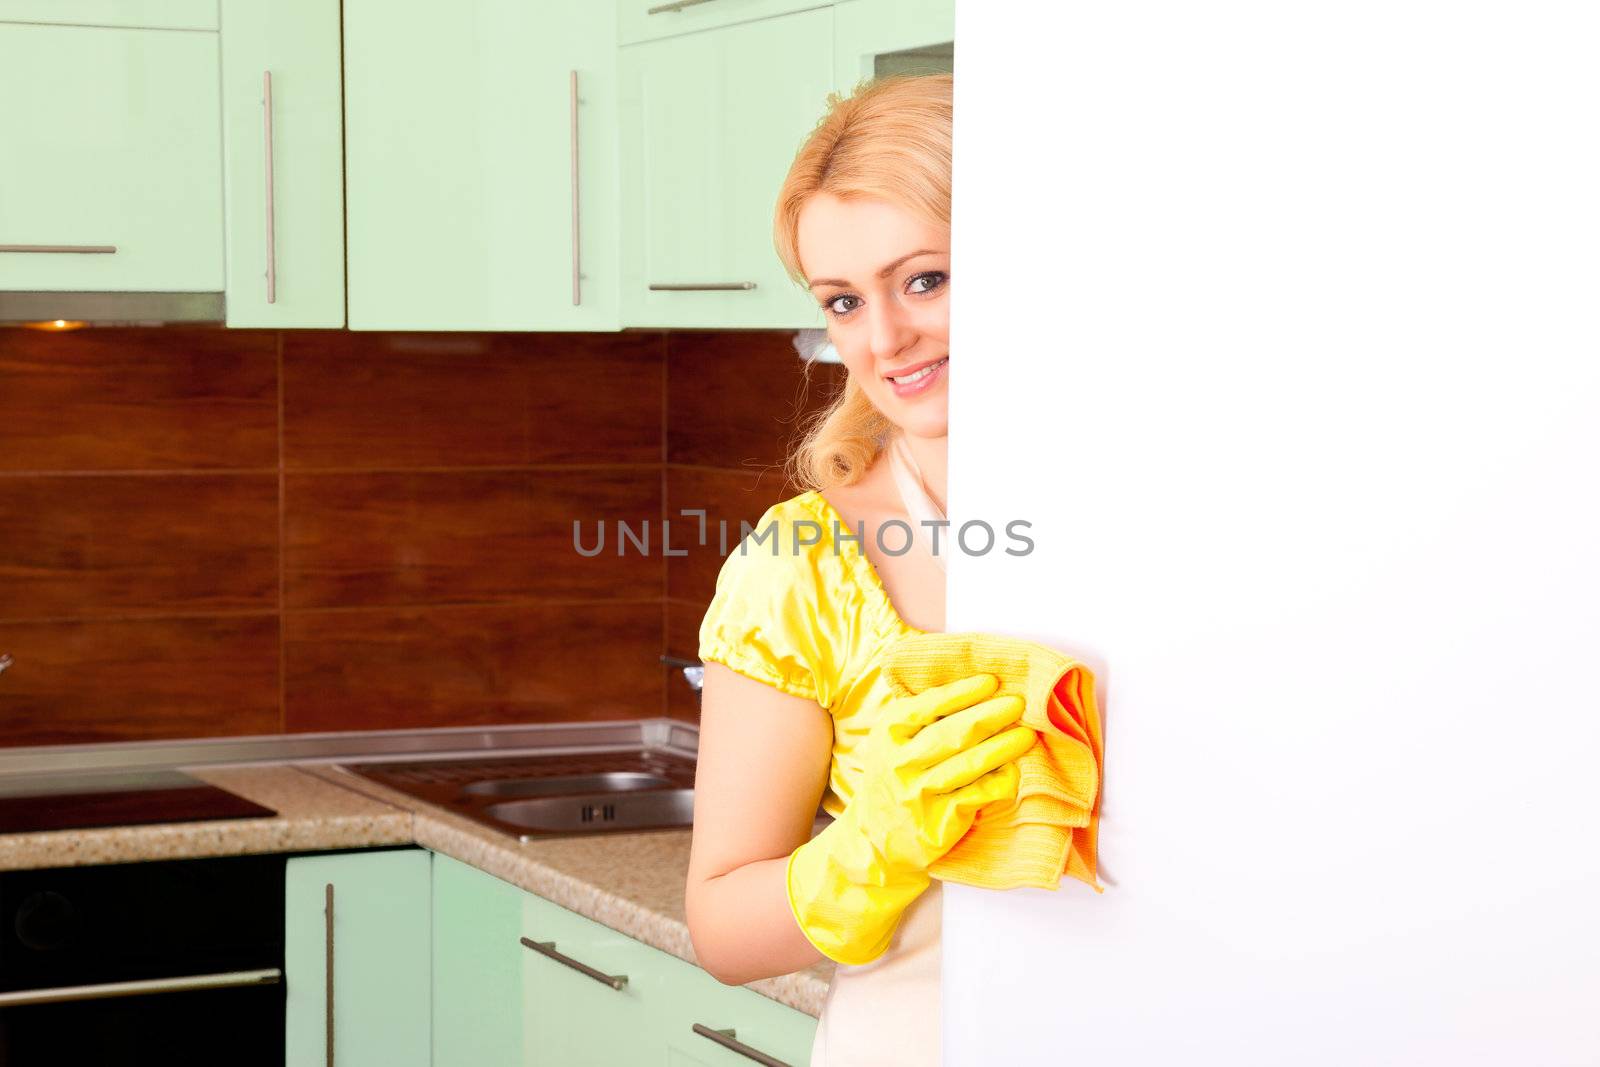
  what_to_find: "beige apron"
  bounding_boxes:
[808,879,943,1066]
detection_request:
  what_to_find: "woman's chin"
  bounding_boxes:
[886,407,949,440]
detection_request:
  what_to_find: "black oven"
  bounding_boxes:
[0,854,285,1066]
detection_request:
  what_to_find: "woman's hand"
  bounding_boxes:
[785,672,1034,965]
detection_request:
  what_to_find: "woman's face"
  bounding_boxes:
[796,194,951,439]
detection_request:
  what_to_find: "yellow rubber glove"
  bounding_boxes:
[785,673,1036,965]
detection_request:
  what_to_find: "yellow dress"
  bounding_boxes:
[698,489,944,1067]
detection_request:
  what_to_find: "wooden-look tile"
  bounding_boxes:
[285,467,662,608]
[0,474,278,619]
[664,463,802,604]
[526,332,664,464]
[0,616,280,747]
[665,598,707,723]
[283,331,662,469]
[665,331,846,468]
[0,327,277,471]
[283,601,663,731]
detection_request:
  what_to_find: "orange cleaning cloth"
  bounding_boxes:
[882,631,1105,892]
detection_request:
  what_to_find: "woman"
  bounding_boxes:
[685,75,1034,1065]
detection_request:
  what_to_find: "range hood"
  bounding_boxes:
[0,291,225,326]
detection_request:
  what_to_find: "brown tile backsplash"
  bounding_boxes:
[284,467,661,608]
[666,330,836,468]
[0,325,836,745]
[283,331,663,469]
[283,600,661,732]
[0,327,278,472]
[0,474,279,620]
[664,598,710,723]
[0,616,280,746]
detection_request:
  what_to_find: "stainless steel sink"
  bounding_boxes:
[485,788,695,833]
[341,749,698,841]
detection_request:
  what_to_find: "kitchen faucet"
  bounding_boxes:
[659,655,703,694]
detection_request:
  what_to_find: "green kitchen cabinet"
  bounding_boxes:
[618,7,834,329]
[0,22,224,293]
[433,854,525,1066]
[286,849,432,1067]
[343,0,620,331]
[219,0,346,327]
[833,0,954,90]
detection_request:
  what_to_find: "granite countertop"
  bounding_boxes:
[303,764,834,1017]
[0,760,831,1017]
[0,765,413,871]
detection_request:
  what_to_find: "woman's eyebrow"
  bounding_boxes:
[807,249,946,289]
[876,249,944,277]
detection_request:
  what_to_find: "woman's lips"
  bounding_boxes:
[886,356,948,397]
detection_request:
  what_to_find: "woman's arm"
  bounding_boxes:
[685,661,833,985]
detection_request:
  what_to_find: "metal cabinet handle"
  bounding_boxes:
[0,653,12,676]
[648,282,757,291]
[647,0,716,14]
[324,882,335,1067]
[520,936,628,991]
[569,69,581,307]
[262,70,277,305]
[0,245,116,254]
[0,968,281,1008]
[691,1023,793,1067]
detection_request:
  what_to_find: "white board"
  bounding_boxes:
[944,3,1600,1063]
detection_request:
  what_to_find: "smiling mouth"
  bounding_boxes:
[886,356,948,385]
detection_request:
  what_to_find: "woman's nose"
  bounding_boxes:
[867,299,917,362]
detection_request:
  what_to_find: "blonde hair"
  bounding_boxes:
[774,74,952,492]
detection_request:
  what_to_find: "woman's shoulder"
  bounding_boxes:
[698,488,884,706]
[706,491,838,609]
[741,489,834,552]
[697,490,834,703]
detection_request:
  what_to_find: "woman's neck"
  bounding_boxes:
[899,432,949,514]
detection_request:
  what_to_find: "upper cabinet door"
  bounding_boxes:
[220,0,346,327]
[619,7,833,329]
[833,0,954,92]
[343,0,620,331]
[0,23,223,292]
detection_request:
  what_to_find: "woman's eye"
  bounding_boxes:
[825,294,862,316]
[907,271,948,295]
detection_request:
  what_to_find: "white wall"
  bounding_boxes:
[945,3,1600,1063]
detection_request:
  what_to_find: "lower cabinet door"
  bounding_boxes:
[433,854,525,1066]
[518,887,817,1067]
[647,956,817,1067]
[285,849,432,1067]
[520,891,661,1066]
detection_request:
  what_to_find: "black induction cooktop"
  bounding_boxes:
[0,769,276,834]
